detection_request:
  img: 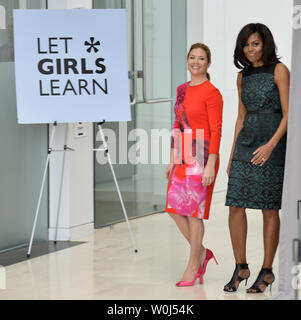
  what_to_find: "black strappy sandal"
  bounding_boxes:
[223,263,250,292]
[246,267,275,293]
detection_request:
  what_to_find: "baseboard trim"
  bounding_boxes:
[48,222,94,241]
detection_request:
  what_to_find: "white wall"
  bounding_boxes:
[187,0,293,202]
[187,0,203,48]
[48,0,93,240]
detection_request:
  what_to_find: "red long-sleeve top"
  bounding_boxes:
[172,80,223,155]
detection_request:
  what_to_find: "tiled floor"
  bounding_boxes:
[0,201,285,300]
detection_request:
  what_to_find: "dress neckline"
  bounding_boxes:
[188,79,209,87]
[251,64,265,69]
[249,61,278,69]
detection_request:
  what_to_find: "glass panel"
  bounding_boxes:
[0,0,48,252]
[93,0,186,227]
[93,0,135,227]
[133,0,171,215]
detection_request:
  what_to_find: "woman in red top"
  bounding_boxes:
[165,43,223,286]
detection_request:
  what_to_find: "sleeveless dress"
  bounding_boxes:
[165,80,223,220]
[225,61,286,210]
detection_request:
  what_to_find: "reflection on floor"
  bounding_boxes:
[0,241,85,267]
[94,179,165,226]
[0,201,294,300]
[95,200,163,227]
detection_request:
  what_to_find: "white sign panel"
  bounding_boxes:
[13,9,131,124]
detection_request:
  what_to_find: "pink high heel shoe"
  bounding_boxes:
[198,248,218,283]
[176,272,200,287]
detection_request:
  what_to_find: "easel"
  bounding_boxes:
[27,121,74,257]
[27,120,138,257]
[93,120,138,253]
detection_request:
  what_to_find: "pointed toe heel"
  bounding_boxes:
[176,272,200,287]
[197,248,218,284]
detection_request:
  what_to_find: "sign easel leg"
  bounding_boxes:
[27,121,58,257]
[54,123,69,244]
[96,121,138,253]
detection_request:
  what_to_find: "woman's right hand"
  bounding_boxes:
[165,164,173,180]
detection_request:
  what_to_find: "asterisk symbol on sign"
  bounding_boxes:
[84,37,100,53]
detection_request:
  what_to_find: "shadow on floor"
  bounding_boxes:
[0,241,85,267]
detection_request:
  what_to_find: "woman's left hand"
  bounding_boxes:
[251,143,274,166]
[202,165,215,187]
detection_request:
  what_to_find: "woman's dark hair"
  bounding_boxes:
[234,23,280,70]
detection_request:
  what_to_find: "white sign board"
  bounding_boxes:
[13,9,131,124]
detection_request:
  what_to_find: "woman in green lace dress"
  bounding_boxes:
[224,23,290,293]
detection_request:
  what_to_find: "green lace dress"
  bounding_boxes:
[225,61,286,210]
